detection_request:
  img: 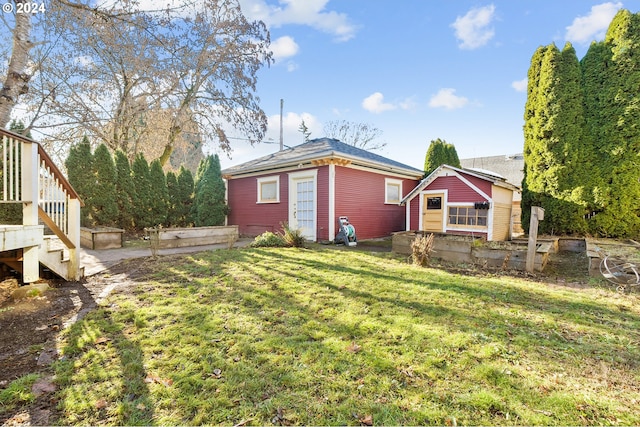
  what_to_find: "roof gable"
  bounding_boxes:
[401,164,519,205]
[221,138,423,178]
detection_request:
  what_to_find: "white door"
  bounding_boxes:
[289,171,317,241]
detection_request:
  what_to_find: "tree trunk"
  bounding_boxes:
[0,4,32,127]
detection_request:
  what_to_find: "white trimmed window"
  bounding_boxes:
[448,206,488,228]
[385,178,403,204]
[257,176,280,203]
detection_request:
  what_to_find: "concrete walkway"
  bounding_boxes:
[80,239,253,277]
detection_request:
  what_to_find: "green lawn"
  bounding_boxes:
[52,247,640,425]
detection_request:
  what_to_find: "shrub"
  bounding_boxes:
[250,231,287,248]
[279,222,306,248]
[411,233,435,267]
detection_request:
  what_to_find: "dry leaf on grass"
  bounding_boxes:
[95,336,111,345]
[144,375,173,387]
[359,414,373,426]
[346,342,362,353]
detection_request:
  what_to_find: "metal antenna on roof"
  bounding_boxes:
[279,98,284,151]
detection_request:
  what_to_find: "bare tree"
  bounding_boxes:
[0,1,33,126]
[323,120,386,151]
[1,0,272,167]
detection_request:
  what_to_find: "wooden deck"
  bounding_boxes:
[0,225,44,251]
[1,128,83,282]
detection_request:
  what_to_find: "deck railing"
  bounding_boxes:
[1,128,83,281]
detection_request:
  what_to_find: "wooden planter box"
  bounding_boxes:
[80,227,125,250]
[150,225,239,249]
[392,231,550,271]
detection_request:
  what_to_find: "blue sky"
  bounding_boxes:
[214,0,640,170]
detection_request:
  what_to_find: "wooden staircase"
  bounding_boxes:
[38,236,85,280]
[0,128,83,282]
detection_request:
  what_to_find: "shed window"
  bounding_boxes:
[448,206,488,227]
[257,176,280,203]
[427,197,442,210]
[385,178,403,204]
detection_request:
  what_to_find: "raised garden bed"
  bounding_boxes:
[80,227,124,250]
[585,238,640,278]
[392,231,551,271]
[147,225,239,249]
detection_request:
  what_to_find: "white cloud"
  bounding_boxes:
[267,111,322,144]
[451,4,496,50]
[362,92,397,114]
[270,36,299,62]
[511,78,527,92]
[217,110,321,168]
[360,93,414,114]
[239,0,358,42]
[428,88,469,110]
[565,2,623,44]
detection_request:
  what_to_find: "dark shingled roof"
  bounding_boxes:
[460,153,524,188]
[222,137,423,177]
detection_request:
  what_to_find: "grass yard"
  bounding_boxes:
[50,247,640,425]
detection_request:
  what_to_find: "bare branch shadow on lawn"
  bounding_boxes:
[55,283,155,425]
[62,247,640,425]
[246,249,640,368]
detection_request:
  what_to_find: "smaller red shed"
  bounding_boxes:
[401,164,521,241]
[222,138,423,242]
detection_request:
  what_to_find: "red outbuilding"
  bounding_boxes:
[400,164,521,241]
[222,138,423,242]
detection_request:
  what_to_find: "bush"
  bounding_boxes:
[279,222,306,248]
[250,231,287,248]
[411,233,434,267]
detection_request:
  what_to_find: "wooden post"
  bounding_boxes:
[526,206,544,273]
[21,141,40,283]
[67,198,82,281]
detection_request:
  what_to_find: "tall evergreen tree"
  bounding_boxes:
[177,166,195,226]
[588,10,640,237]
[444,143,461,170]
[193,154,228,226]
[91,144,118,226]
[522,43,588,234]
[165,171,179,227]
[167,165,194,227]
[521,45,546,233]
[131,153,152,229]
[9,119,32,138]
[65,136,94,227]
[423,138,460,176]
[148,159,169,227]
[522,9,640,238]
[114,150,135,230]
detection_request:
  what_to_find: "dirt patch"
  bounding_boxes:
[0,260,146,425]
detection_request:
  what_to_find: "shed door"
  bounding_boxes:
[289,173,316,241]
[422,193,445,232]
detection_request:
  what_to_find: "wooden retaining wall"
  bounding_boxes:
[392,231,550,271]
[153,226,239,249]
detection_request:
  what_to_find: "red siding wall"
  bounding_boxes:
[316,167,330,241]
[335,167,418,240]
[227,172,290,237]
[426,175,490,202]
[227,165,419,241]
[407,172,494,232]
[409,196,420,230]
